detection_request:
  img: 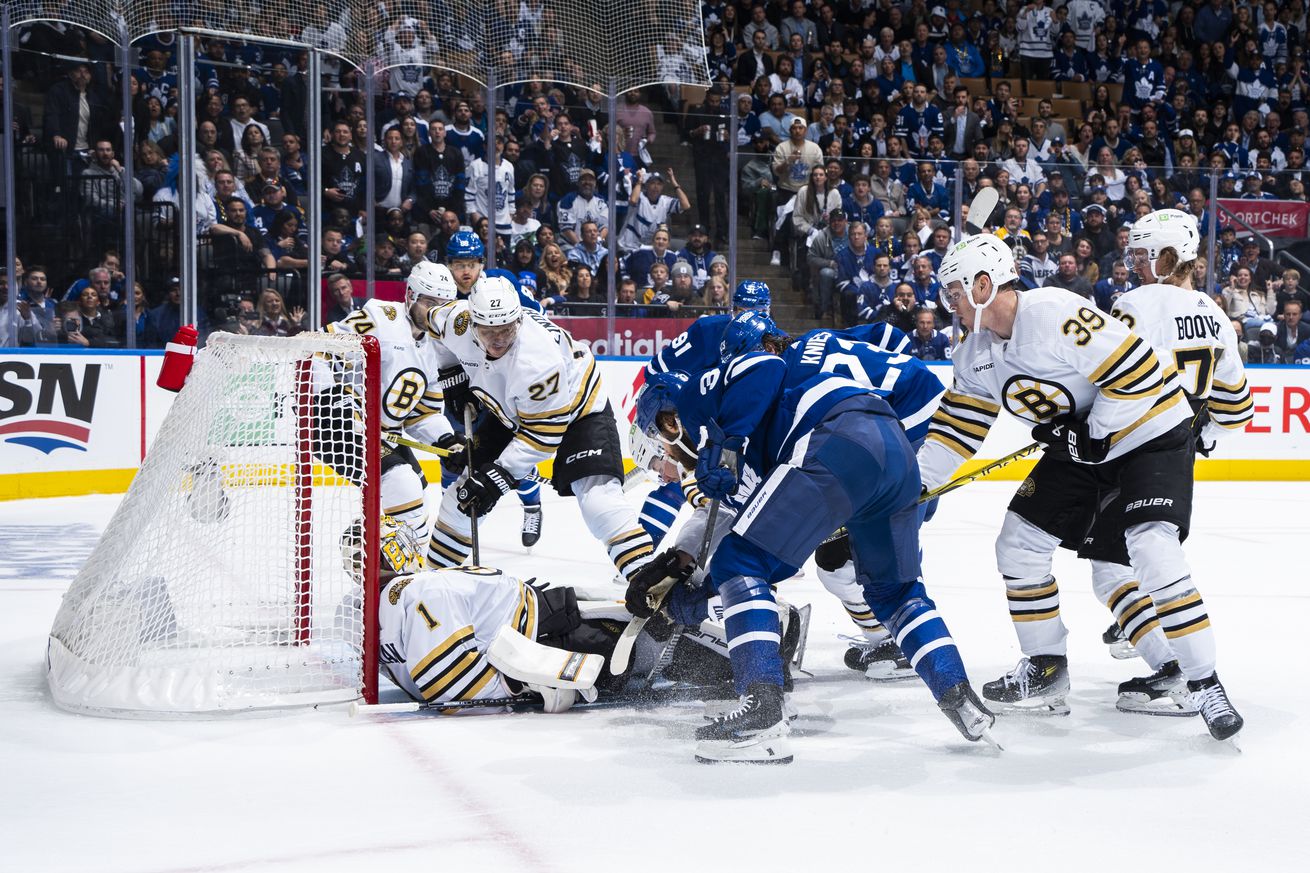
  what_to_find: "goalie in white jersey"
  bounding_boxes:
[354,517,741,712]
[319,261,465,545]
[422,276,656,586]
[918,230,1243,742]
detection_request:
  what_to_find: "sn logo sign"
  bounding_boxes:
[0,362,102,453]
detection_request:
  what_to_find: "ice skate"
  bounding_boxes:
[694,682,793,764]
[843,638,916,681]
[520,504,542,549]
[1116,661,1197,716]
[938,681,1002,749]
[1102,621,1138,660]
[1187,672,1244,743]
[982,655,1071,715]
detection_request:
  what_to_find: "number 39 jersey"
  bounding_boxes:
[378,566,539,707]
[426,301,604,479]
[326,299,452,444]
[1110,284,1253,433]
[917,286,1192,490]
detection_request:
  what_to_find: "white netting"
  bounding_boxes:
[5,0,708,90]
[47,332,378,717]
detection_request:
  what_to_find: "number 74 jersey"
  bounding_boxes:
[918,286,1192,490]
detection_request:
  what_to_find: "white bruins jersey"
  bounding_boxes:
[427,302,603,478]
[1110,284,1253,433]
[378,566,539,708]
[326,299,452,444]
[919,286,1191,489]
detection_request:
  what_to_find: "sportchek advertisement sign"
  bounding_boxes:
[1216,199,1310,239]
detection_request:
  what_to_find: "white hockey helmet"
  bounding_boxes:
[1128,208,1200,279]
[405,260,458,308]
[469,275,522,327]
[938,233,1019,333]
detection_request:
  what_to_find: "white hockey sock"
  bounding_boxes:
[996,512,1066,656]
[816,561,885,636]
[426,489,472,568]
[380,465,430,546]
[1126,522,1216,680]
[575,475,655,581]
[1090,560,1174,670]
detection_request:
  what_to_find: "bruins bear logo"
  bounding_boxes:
[454,311,471,336]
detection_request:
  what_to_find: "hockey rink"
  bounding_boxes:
[2,480,1307,873]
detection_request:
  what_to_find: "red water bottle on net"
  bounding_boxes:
[157,324,198,392]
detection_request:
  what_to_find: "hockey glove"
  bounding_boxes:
[456,462,517,516]
[625,549,694,619]
[1031,418,1110,465]
[435,431,470,476]
[695,420,746,501]
[437,365,474,419]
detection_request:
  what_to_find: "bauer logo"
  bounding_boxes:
[0,362,102,454]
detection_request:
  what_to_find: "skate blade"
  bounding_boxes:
[1219,734,1242,753]
[694,734,794,765]
[864,666,918,682]
[979,727,1005,752]
[1108,641,1139,660]
[989,697,1071,717]
[1116,695,1199,717]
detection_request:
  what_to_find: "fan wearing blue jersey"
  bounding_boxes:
[627,312,993,763]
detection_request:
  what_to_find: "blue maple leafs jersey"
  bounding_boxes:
[676,353,881,510]
[646,313,731,378]
[782,330,945,443]
[836,322,910,353]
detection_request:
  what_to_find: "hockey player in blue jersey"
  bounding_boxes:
[636,282,908,548]
[626,312,995,763]
[636,279,772,546]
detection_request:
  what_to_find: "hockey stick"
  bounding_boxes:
[965,186,999,235]
[919,441,1040,503]
[464,405,480,566]
[611,497,719,677]
[383,431,647,491]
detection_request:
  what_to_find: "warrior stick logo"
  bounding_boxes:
[0,362,102,454]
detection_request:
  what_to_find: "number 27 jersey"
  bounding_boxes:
[918,287,1191,489]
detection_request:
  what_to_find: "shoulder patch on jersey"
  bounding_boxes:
[382,305,397,320]
[387,577,413,606]
[454,311,470,336]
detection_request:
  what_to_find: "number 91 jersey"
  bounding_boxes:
[326,299,451,443]
[920,287,1191,487]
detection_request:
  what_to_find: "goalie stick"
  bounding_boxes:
[610,498,719,677]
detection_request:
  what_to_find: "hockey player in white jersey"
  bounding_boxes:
[919,231,1243,742]
[353,517,750,712]
[320,261,464,545]
[423,276,657,586]
[1096,209,1253,716]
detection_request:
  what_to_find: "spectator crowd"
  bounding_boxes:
[2,1,1309,364]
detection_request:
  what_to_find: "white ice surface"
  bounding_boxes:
[2,482,1307,873]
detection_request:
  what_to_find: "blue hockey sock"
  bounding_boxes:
[517,479,541,506]
[637,480,683,547]
[880,588,967,699]
[718,575,784,693]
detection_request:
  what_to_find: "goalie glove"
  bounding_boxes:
[1031,417,1110,465]
[437,365,474,419]
[624,549,695,619]
[456,461,517,516]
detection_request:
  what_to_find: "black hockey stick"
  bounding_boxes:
[464,404,480,566]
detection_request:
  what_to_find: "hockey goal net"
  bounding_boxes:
[47,332,382,717]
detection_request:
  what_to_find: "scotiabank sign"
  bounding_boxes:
[552,317,693,356]
[1216,199,1310,239]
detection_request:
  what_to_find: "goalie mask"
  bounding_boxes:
[341,515,423,581]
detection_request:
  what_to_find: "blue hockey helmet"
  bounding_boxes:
[483,267,520,289]
[635,370,690,439]
[732,279,771,314]
[447,230,485,261]
[720,310,781,362]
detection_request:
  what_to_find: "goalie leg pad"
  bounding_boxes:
[487,626,603,693]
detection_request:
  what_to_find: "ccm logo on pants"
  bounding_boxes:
[1125,497,1174,512]
[564,448,603,464]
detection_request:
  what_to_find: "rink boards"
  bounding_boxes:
[2,348,1308,501]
